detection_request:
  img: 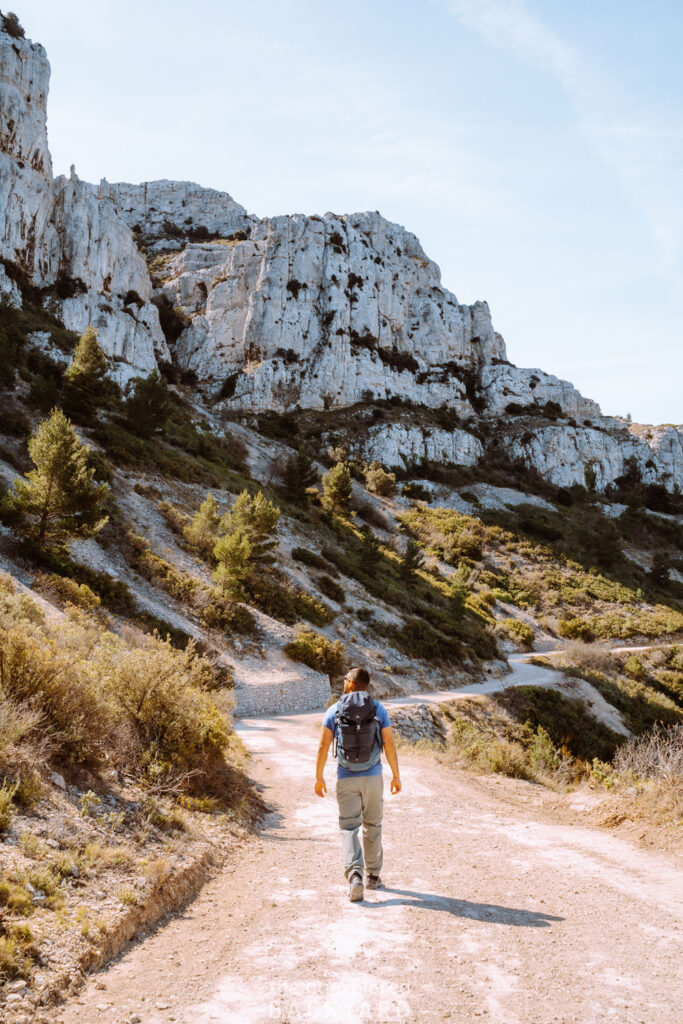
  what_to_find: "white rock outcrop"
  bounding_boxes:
[479,363,601,421]
[628,423,683,488]
[502,423,683,492]
[95,178,255,244]
[0,31,166,382]
[0,262,20,306]
[352,423,483,470]
[162,211,505,412]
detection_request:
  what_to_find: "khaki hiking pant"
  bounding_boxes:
[336,774,384,880]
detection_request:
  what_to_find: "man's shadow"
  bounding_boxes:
[364,887,563,927]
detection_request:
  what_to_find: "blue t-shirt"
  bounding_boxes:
[323,698,391,779]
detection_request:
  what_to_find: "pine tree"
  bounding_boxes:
[63,327,117,419]
[218,490,280,570]
[184,493,220,557]
[282,450,318,503]
[12,408,109,545]
[124,370,172,438]
[213,529,252,600]
[447,565,470,620]
[400,537,424,582]
[322,462,352,511]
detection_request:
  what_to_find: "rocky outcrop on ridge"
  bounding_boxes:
[95,178,255,247]
[0,31,167,381]
[158,211,507,414]
[1,22,680,492]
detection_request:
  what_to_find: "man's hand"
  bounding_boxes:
[315,778,327,797]
[390,775,401,795]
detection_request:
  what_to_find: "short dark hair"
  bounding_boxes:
[346,666,370,690]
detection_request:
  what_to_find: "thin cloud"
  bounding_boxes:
[441,0,683,280]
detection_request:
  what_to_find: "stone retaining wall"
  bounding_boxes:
[389,703,448,744]
[235,673,331,717]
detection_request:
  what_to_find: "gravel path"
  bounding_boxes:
[57,670,683,1024]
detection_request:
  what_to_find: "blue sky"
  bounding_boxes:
[17,0,683,425]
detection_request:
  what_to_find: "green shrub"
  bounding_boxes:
[284,627,345,675]
[124,370,172,437]
[379,617,462,664]
[109,639,229,778]
[365,462,397,497]
[291,546,336,574]
[316,574,346,604]
[34,572,101,611]
[200,593,258,636]
[126,532,200,603]
[447,718,532,780]
[183,493,220,557]
[400,506,484,563]
[322,462,353,510]
[558,617,595,642]
[402,482,431,502]
[0,627,112,764]
[0,780,17,831]
[293,592,335,627]
[158,499,191,537]
[624,655,646,681]
[496,617,534,650]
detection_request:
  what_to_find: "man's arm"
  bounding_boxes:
[315,726,333,797]
[381,726,401,794]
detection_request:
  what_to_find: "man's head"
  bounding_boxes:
[344,666,370,692]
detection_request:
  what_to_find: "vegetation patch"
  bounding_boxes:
[284,627,345,676]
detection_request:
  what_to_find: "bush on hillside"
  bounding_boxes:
[291,546,333,573]
[378,617,462,664]
[496,617,535,650]
[284,627,345,676]
[365,462,397,497]
[33,572,101,612]
[0,579,236,792]
[402,482,432,502]
[558,617,595,642]
[316,574,346,604]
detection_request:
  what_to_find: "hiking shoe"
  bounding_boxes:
[348,872,364,902]
[366,873,382,890]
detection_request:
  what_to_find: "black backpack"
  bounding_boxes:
[334,691,383,772]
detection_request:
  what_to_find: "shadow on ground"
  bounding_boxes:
[364,887,563,927]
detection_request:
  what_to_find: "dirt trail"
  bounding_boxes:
[57,665,683,1024]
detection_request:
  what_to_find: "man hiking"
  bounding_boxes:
[314,666,401,902]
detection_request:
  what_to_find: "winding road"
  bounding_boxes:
[56,653,683,1024]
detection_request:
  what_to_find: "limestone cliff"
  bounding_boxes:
[1,22,680,492]
[0,30,167,381]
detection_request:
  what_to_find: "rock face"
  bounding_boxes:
[1,24,679,492]
[160,211,506,414]
[96,178,255,245]
[0,31,167,382]
[479,363,601,422]
[503,421,683,491]
[352,423,483,470]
